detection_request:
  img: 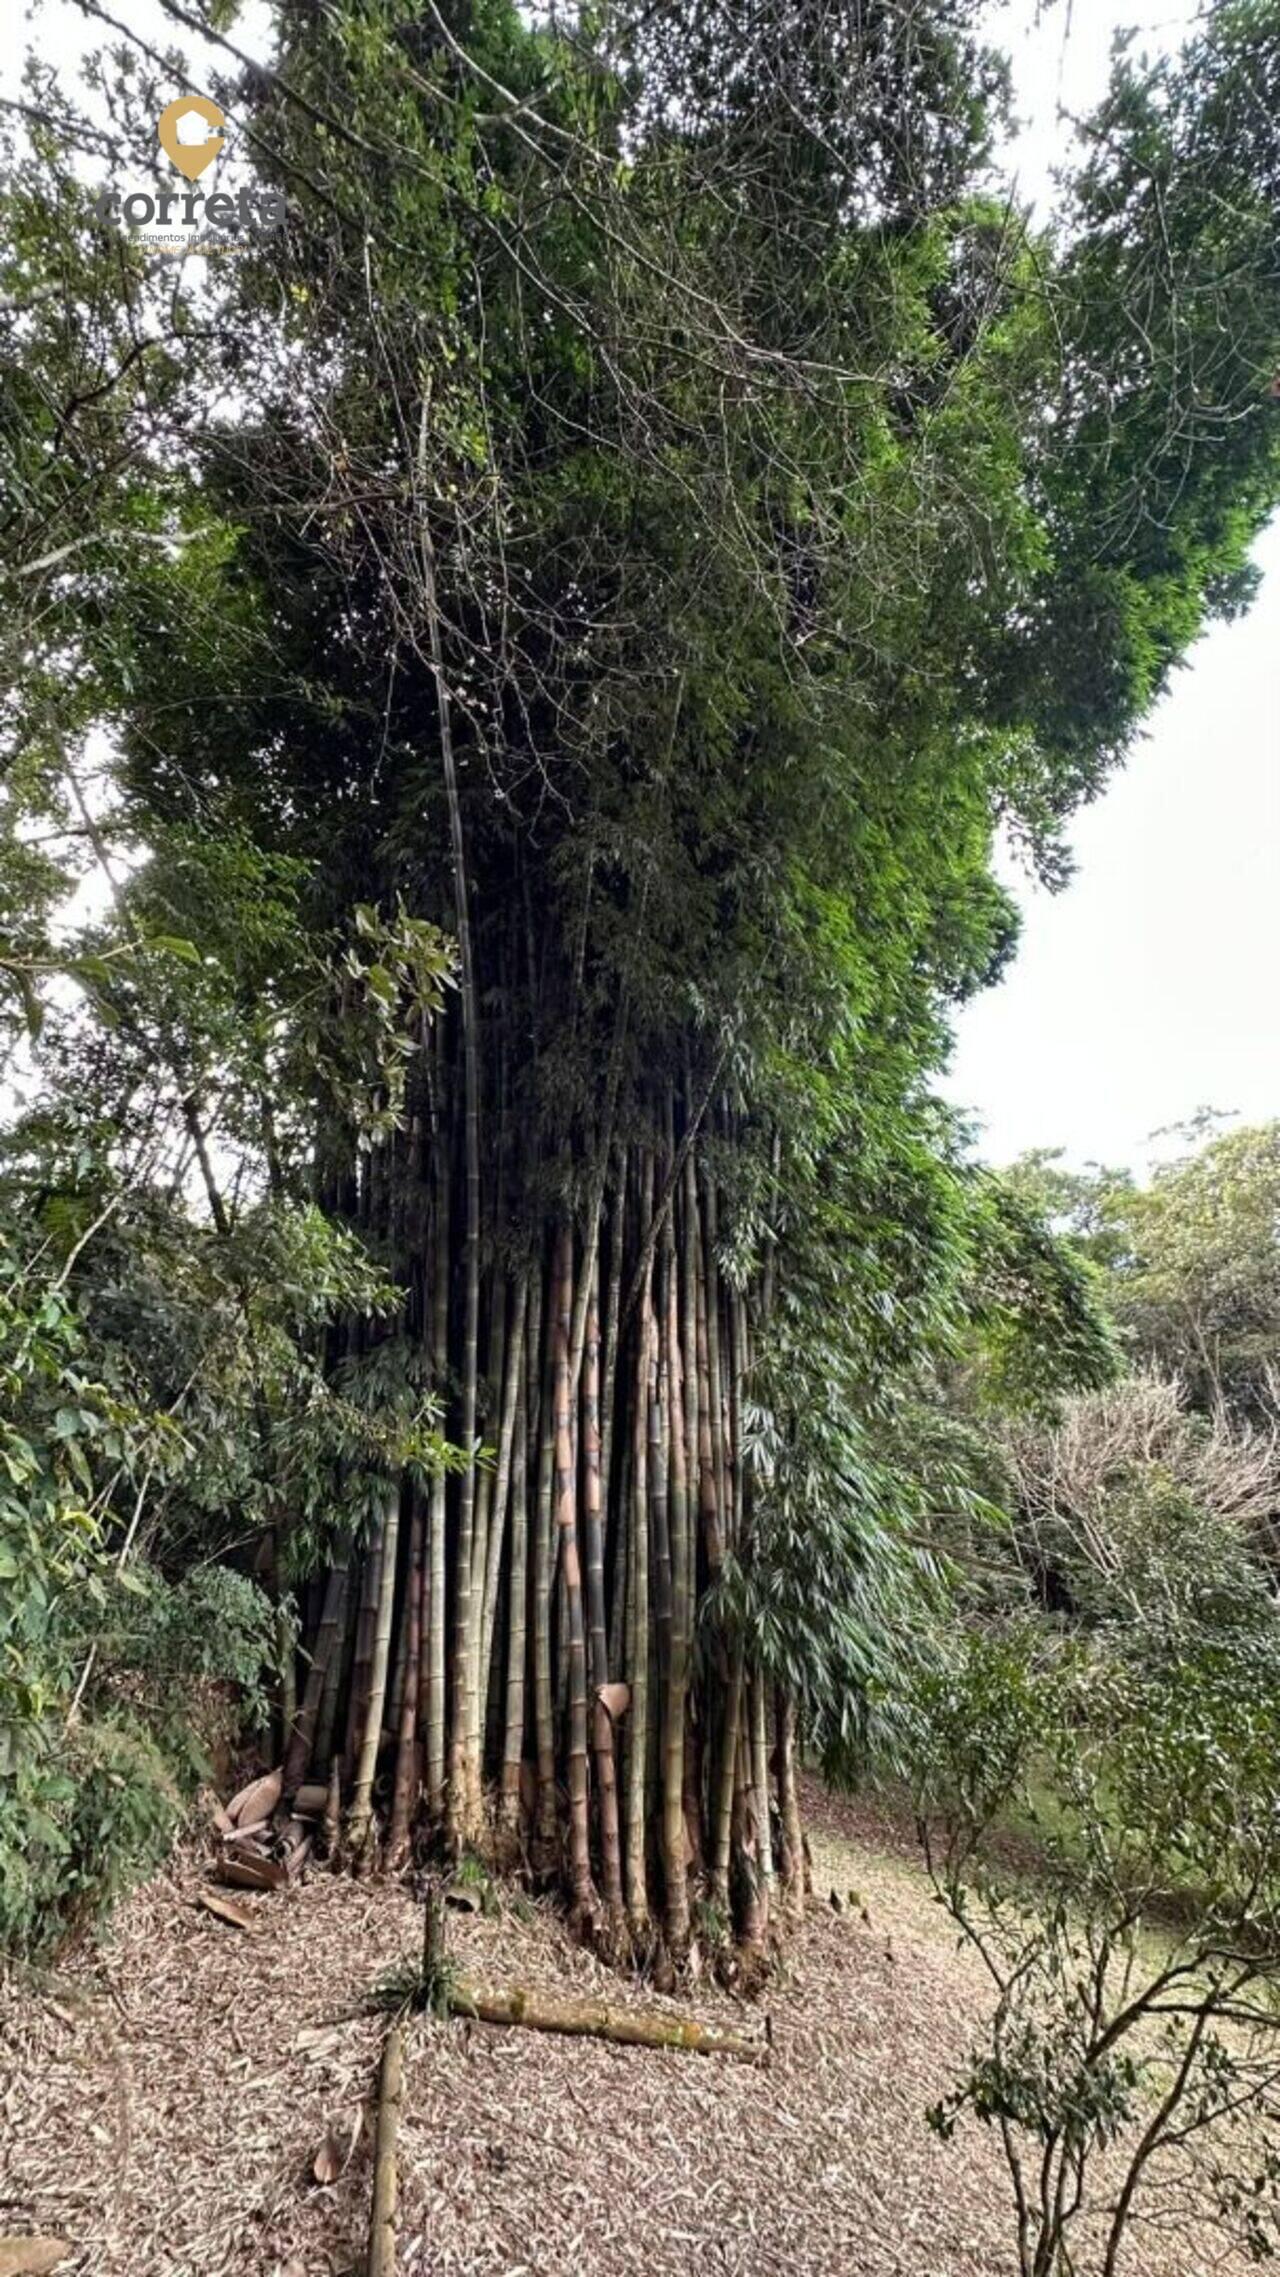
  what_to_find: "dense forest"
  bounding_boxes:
[2,2,1280,2266]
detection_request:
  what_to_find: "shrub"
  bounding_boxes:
[914,1623,1280,2275]
[1,1227,279,1955]
[1002,1373,1280,1627]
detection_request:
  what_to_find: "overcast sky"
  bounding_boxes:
[5,0,1275,1178]
[943,519,1280,1173]
[944,0,1280,1175]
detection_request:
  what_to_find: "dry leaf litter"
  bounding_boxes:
[0,1776,1258,2276]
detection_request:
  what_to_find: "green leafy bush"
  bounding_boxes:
[0,1232,281,1954]
[914,1623,1280,2275]
[0,1592,277,1960]
[1,1719,183,1955]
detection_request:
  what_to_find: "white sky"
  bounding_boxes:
[5,0,1274,1180]
[943,519,1280,1172]
[943,0,1280,1174]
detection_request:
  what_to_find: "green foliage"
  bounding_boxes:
[0,1716,182,1961]
[0,1152,447,1951]
[0,1539,279,1958]
[315,902,456,1151]
[1006,1118,1280,1426]
[915,1622,1280,2274]
[1,0,1278,1951]
[0,1207,281,1952]
[1115,1123,1280,1420]
[962,1181,1121,1418]
[108,1563,280,1709]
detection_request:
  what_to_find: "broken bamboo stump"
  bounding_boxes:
[366,2020,405,2277]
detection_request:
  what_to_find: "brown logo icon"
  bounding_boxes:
[157,96,225,182]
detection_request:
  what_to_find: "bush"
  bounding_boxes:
[1,1712,182,1955]
[913,1624,1280,2275]
[0,1555,277,1958]
[0,1227,280,1956]
[1002,1373,1280,1627]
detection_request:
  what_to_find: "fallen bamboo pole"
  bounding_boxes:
[450,1975,766,2062]
[366,2020,405,2277]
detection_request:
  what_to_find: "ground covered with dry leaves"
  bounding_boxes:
[0,1778,1254,2277]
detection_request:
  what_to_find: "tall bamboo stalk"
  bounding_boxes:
[477,1274,527,1732]
[750,1669,774,1936]
[348,1483,402,1861]
[777,1689,805,1917]
[710,1644,743,1914]
[314,1567,353,1776]
[283,1554,348,1797]
[387,1497,425,1866]
[500,1360,530,1838]
[583,1262,623,1919]
[625,1153,656,1939]
[703,1166,728,1546]
[598,1176,624,1588]
[532,1243,558,1870]
[553,1224,596,1925]
[344,1514,385,1779]
[424,1141,449,1825]
[661,1161,691,1953]
[418,496,482,1853]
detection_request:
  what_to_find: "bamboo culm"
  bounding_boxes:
[277,1063,804,1977]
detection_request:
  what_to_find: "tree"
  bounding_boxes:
[1115,1124,1280,1420]
[2,0,1278,1966]
[1008,1124,1280,1423]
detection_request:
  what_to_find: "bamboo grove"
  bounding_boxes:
[2,0,1279,1965]
[295,1052,814,1964]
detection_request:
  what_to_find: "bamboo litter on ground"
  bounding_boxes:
[0,1786,1262,2277]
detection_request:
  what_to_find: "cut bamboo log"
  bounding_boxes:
[366,2021,406,2277]
[284,1832,313,1881]
[449,1976,766,2061]
[225,1817,273,1847]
